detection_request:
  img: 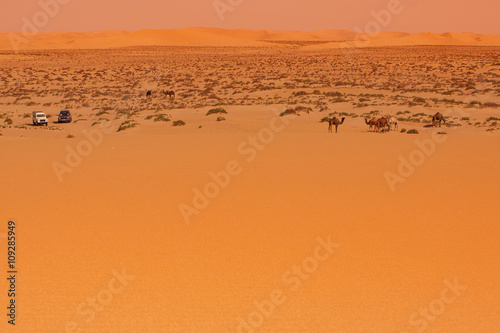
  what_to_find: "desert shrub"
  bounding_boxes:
[413,97,426,103]
[400,128,407,133]
[117,120,139,132]
[324,91,343,97]
[206,108,227,116]
[67,134,75,138]
[331,98,349,103]
[437,132,447,135]
[407,129,419,134]
[147,114,171,122]
[216,116,226,122]
[280,109,295,117]
[173,120,186,126]
[280,105,312,117]
[398,117,421,123]
[486,117,500,122]
[96,110,109,116]
[4,118,12,125]
[294,91,308,96]
[320,117,331,123]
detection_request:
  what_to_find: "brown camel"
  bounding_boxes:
[328,117,345,133]
[432,112,445,127]
[377,117,390,132]
[365,118,380,132]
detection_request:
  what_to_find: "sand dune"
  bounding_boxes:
[1,27,500,50]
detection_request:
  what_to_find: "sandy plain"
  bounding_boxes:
[0,41,499,332]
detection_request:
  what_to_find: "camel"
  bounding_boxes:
[387,116,398,131]
[432,112,445,127]
[146,90,152,98]
[365,118,380,132]
[328,117,345,133]
[163,90,175,99]
[377,117,390,132]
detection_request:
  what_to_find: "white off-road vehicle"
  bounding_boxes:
[32,111,48,126]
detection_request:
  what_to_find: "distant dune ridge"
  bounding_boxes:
[1,27,500,50]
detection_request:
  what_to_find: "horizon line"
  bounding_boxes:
[1,27,500,36]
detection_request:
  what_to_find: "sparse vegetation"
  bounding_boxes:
[206,108,227,116]
[2,46,499,142]
[173,120,186,126]
[280,105,312,117]
[146,114,171,122]
[117,120,139,132]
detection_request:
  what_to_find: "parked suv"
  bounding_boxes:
[32,111,48,126]
[58,109,72,123]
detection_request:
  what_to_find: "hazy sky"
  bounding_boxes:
[2,0,499,34]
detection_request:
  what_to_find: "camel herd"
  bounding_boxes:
[328,112,446,133]
[146,90,175,99]
[364,117,397,132]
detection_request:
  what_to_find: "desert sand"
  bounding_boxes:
[0,41,499,333]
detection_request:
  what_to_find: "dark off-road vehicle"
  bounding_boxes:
[58,109,72,123]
